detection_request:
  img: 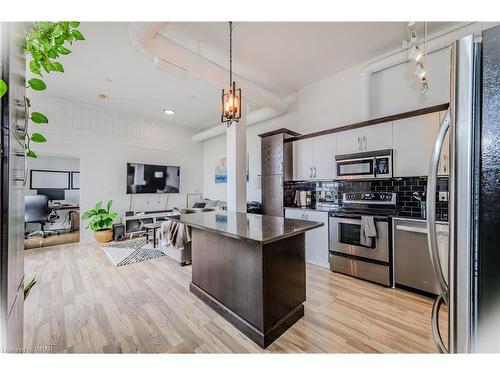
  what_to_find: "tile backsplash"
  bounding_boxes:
[284,176,449,221]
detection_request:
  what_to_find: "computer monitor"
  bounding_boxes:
[37,188,65,202]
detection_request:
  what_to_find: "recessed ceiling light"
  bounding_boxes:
[163,108,176,115]
[97,93,107,99]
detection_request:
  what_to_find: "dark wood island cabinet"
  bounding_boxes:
[171,211,323,348]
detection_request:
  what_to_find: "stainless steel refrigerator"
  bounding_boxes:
[427,25,500,353]
[1,22,27,351]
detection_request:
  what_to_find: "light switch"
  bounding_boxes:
[438,192,449,202]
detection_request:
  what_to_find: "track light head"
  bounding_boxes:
[408,45,423,62]
[414,64,426,79]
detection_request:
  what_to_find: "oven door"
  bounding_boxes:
[329,216,389,262]
[336,157,375,180]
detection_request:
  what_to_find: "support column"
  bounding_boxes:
[226,105,247,212]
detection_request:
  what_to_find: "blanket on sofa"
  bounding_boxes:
[159,220,191,249]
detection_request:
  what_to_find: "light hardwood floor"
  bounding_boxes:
[23,241,448,353]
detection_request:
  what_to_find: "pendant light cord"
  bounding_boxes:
[229,21,233,87]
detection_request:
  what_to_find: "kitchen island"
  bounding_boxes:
[171,211,323,348]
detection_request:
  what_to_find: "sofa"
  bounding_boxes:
[180,198,227,214]
[161,198,225,266]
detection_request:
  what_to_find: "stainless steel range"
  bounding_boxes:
[329,192,397,286]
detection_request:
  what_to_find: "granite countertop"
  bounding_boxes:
[171,211,323,245]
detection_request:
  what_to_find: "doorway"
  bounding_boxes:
[24,155,80,249]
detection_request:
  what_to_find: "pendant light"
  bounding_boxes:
[221,21,242,126]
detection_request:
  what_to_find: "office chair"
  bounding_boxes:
[25,195,59,238]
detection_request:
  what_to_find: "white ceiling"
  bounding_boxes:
[41,22,457,130]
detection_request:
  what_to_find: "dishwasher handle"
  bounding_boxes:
[396,224,448,236]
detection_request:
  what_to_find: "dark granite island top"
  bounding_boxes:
[172,211,323,245]
[173,210,323,348]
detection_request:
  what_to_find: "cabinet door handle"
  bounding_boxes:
[313,167,317,178]
[309,167,312,178]
[363,136,367,150]
[357,137,361,151]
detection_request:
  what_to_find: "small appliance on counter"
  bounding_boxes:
[293,190,315,209]
[335,149,393,180]
[329,192,398,286]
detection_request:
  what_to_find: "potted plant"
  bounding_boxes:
[82,200,118,243]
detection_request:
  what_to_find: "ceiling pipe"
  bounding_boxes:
[127,22,288,142]
[191,106,282,142]
[360,22,497,119]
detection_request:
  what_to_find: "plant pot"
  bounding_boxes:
[94,229,113,243]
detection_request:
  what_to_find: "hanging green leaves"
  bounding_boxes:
[30,133,47,143]
[0,79,7,97]
[24,21,85,158]
[31,112,48,124]
[26,150,37,158]
[27,78,46,90]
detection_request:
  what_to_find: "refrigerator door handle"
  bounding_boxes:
[427,108,451,354]
[427,109,450,302]
[432,294,448,353]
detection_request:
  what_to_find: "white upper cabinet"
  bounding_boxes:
[393,112,440,177]
[336,122,393,155]
[336,128,362,155]
[294,138,313,180]
[361,122,393,152]
[294,134,336,180]
[438,110,450,176]
[291,111,444,181]
[312,133,336,179]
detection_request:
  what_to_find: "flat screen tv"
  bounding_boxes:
[126,163,180,194]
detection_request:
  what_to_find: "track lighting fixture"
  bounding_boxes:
[406,22,429,95]
[414,64,426,79]
[408,45,423,62]
[420,78,429,94]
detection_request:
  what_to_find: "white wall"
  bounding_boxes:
[202,48,451,202]
[29,94,204,242]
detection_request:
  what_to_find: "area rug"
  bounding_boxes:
[102,238,166,267]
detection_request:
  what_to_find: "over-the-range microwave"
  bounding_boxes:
[335,149,393,180]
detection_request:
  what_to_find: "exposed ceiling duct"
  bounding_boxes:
[127,22,288,142]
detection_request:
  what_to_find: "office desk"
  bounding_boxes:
[49,204,80,211]
[48,204,80,232]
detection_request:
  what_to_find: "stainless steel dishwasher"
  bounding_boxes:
[393,218,448,295]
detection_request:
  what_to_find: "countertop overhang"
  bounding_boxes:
[170,211,323,245]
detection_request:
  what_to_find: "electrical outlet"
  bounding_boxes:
[438,192,449,202]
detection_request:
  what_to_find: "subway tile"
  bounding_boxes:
[284,176,448,221]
